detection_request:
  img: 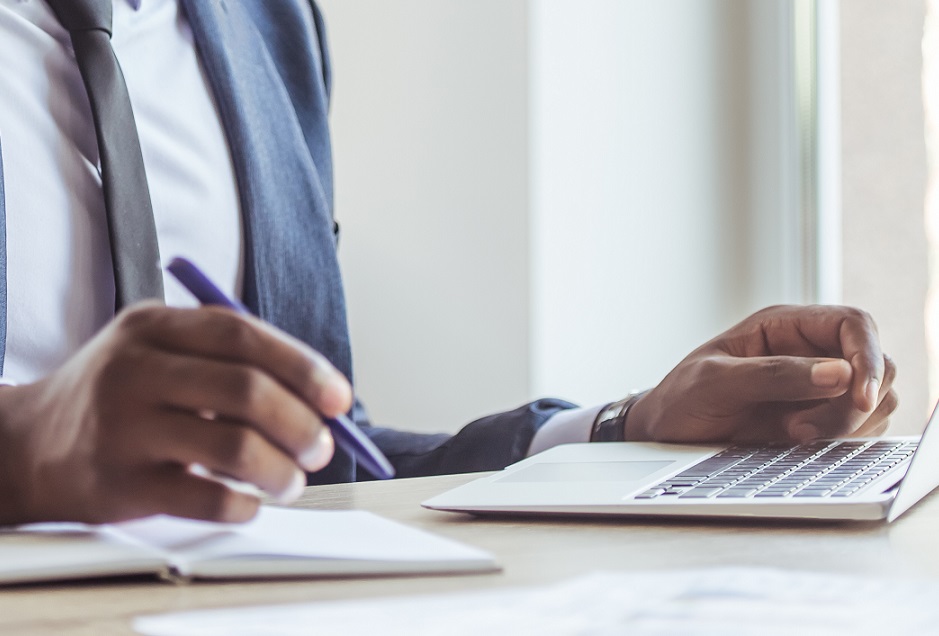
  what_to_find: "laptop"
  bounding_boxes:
[422,403,939,522]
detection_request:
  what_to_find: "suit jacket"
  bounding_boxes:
[0,0,575,484]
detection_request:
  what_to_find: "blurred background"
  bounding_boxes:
[317,0,930,436]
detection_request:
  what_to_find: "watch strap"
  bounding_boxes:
[590,390,648,443]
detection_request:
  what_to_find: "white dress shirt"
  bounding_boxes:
[0,0,597,452]
[0,0,242,384]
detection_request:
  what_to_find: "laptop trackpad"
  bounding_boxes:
[496,461,674,483]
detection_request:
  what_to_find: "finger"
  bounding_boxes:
[102,464,263,523]
[143,410,318,503]
[852,418,890,438]
[706,355,852,403]
[778,399,850,441]
[836,311,885,413]
[134,350,334,471]
[783,387,898,441]
[732,306,885,413]
[813,355,895,439]
[880,354,897,393]
[727,305,855,357]
[851,389,898,438]
[115,305,353,418]
[147,464,263,523]
[852,357,897,436]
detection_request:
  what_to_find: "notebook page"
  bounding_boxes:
[114,506,496,576]
[0,524,168,584]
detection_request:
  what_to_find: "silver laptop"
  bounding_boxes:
[422,403,939,522]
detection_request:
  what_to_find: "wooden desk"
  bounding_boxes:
[4,472,939,635]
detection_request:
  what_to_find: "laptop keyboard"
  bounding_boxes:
[635,440,917,500]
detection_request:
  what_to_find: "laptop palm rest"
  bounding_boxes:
[496,461,674,484]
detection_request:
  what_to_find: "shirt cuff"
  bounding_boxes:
[526,403,606,457]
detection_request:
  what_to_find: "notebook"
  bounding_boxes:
[0,506,497,585]
[422,403,939,522]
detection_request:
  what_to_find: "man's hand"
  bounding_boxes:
[626,305,898,444]
[0,303,351,526]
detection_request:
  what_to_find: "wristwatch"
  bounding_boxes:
[590,390,648,443]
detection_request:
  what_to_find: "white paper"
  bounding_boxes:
[116,506,493,564]
[0,507,495,583]
[0,524,169,583]
[134,567,939,636]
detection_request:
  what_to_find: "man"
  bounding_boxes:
[0,0,896,525]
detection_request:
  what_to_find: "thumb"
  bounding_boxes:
[713,356,852,403]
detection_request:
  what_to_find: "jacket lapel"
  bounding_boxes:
[0,139,7,375]
[179,0,355,482]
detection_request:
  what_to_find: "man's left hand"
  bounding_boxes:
[625,305,898,444]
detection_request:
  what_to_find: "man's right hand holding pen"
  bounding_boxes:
[0,301,350,525]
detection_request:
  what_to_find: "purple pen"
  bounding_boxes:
[167,256,395,480]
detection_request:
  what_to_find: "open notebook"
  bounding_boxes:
[0,506,497,585]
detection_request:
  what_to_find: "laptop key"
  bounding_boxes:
[638,438,914,506]
[679,488,724,498]
[699,480,737,488]
[717,489,757,498]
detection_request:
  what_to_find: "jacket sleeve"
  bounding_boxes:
[355,398,578,479]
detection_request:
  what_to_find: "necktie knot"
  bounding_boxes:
[46,0,112,37]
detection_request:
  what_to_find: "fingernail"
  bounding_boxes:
[312,365,349,413]
[312,364,340,391]
[790,422,819,442]
[865,378,880,412]
[277,470,306,505]
[299,428,334,472]
[811,361,847,388]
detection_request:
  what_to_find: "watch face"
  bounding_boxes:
[604,399,630,421]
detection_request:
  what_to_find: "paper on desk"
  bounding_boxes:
[134,567,939,636]
[116,506,490,564]
[0,507,496,584]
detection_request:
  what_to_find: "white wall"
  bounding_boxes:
[319,1,532,432]
[319,0,794,433]
[530,1,757,404]
[841,0,928,433]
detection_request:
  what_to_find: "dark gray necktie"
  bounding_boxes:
[45,0,164,308]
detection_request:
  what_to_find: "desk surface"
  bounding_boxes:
[4,472,939,635]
